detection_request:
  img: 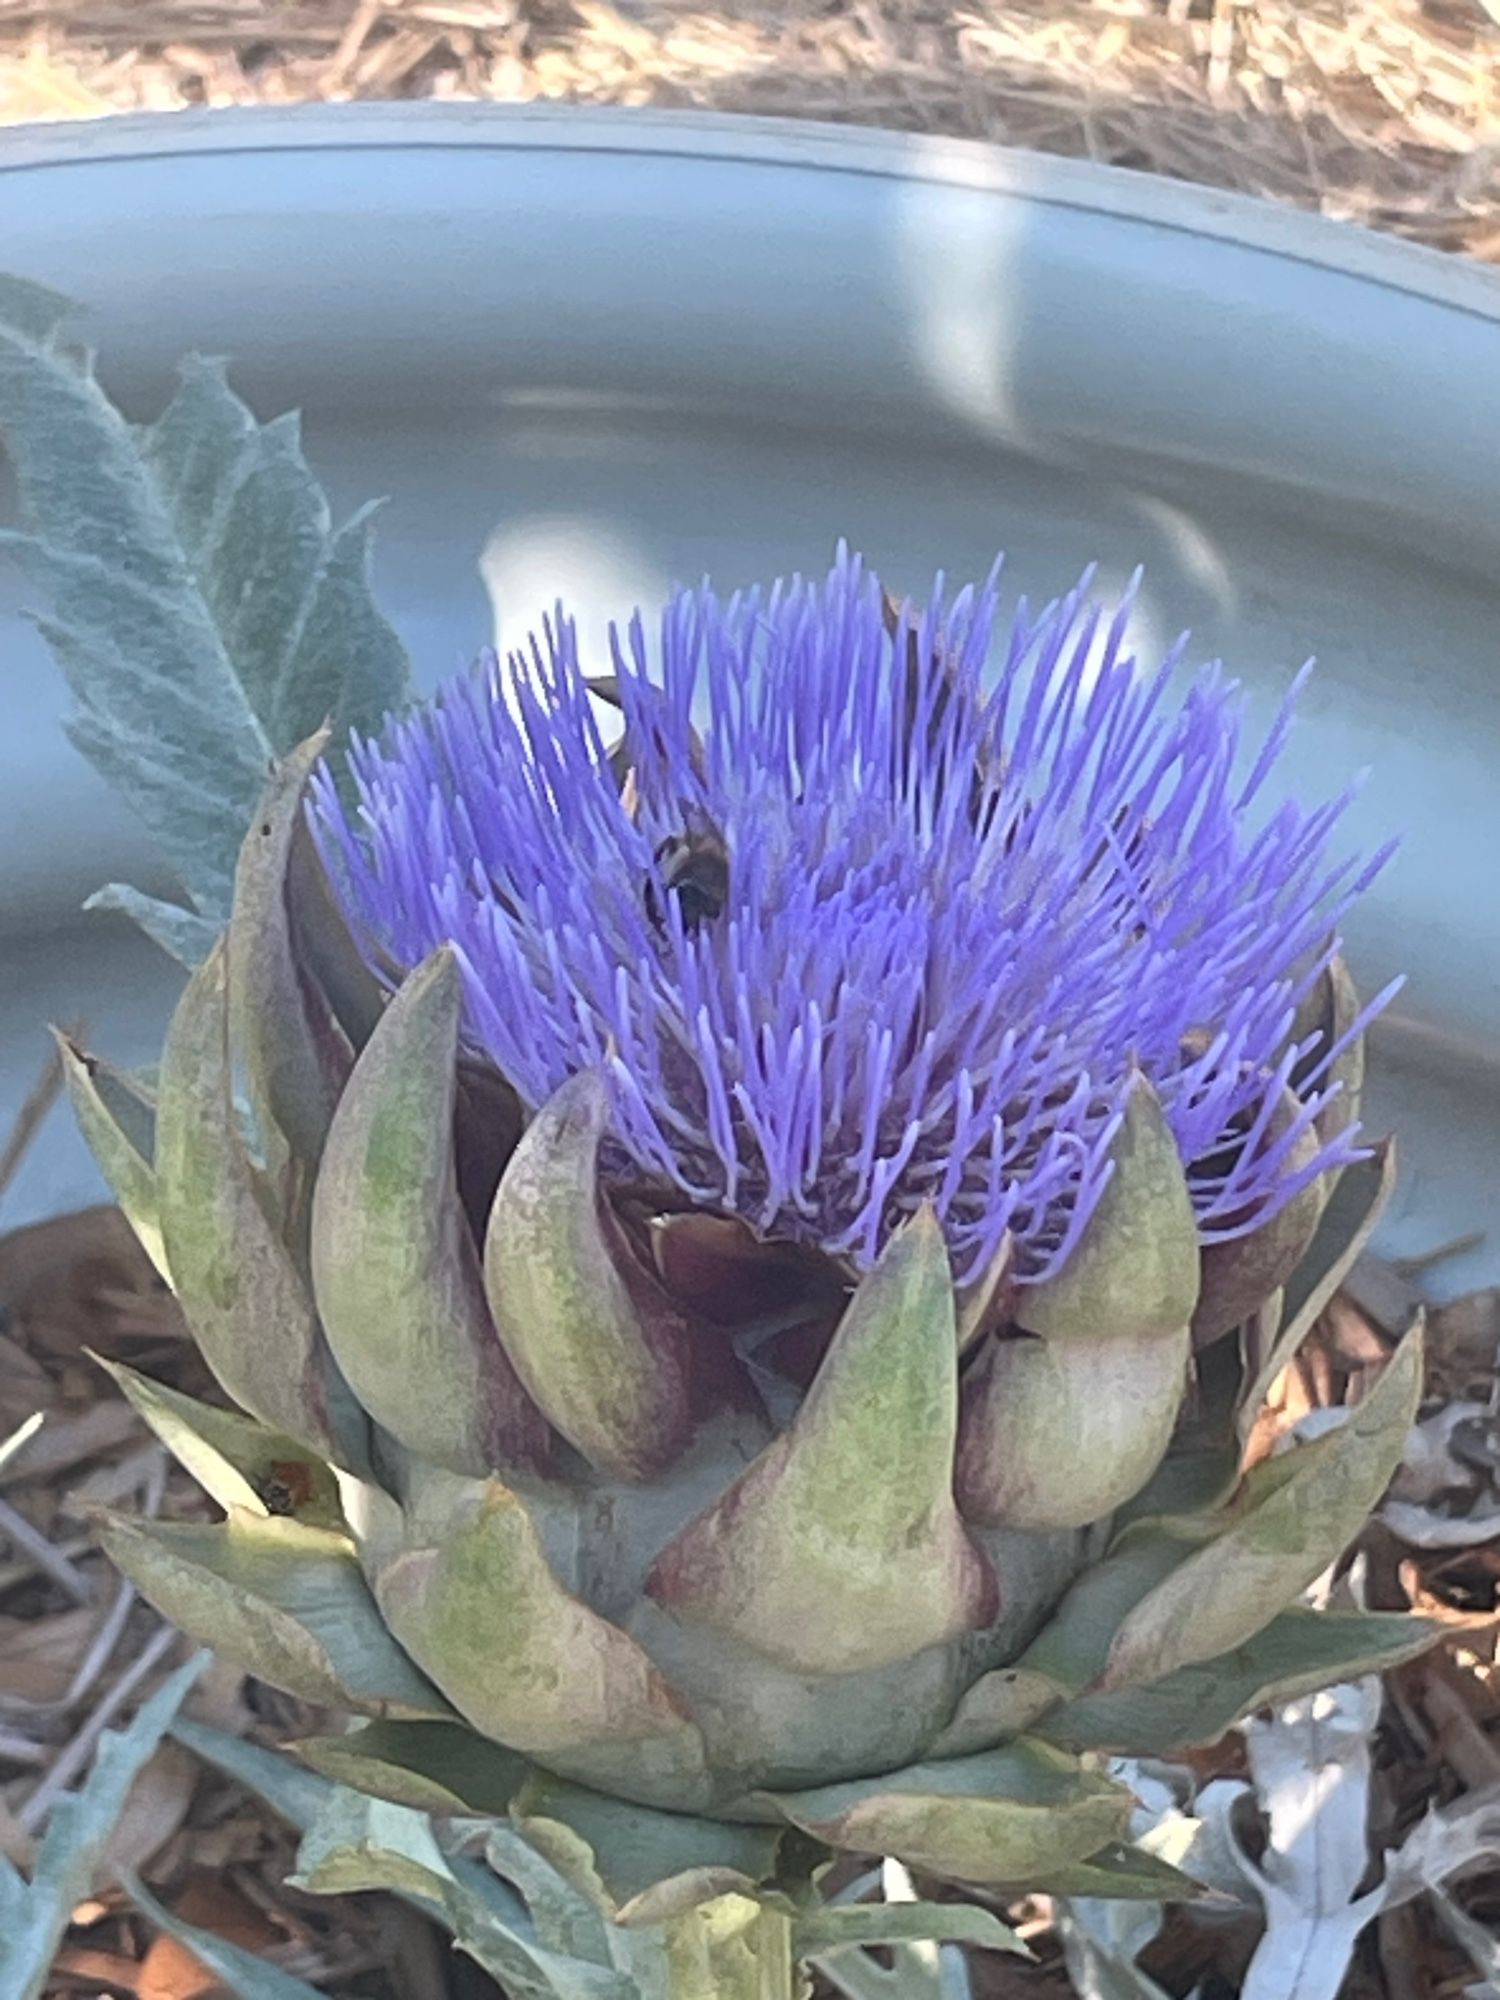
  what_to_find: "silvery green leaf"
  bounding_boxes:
[1384,1776,1500,1992]
[1045,1760,1247,2000]
[486,1824,614,1962]
[811,1859,981,2000]
[1432,1886,1500,1998]
[85,883,223,968]
[123,1870,344,2000]
[1136,1773,1254,1909]
[797,1902,1023,1961]
[1051,1763,1176,2000]
[0,274,408,951]
[291,1786,622,2000]
[447,1876,628,2000]
[813,1935,975,2000]
[1235,1678,1386,2000]
[173,1721,536,1949]
[1383,1780,1500,1908]
[290,1786,459,1906]
[0,1651,207,2000]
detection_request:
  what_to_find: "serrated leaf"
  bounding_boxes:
[123,1870,341,2000]
[0,1652,207,2000]
[0,277,408,949]
[1384,1780,1500,1909]
[1236,1679,1387,2000]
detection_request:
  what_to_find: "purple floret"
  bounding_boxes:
[312,549,1396,1288]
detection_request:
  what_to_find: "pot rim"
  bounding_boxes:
[4,100,1499,323]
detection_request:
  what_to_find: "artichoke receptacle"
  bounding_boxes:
[74,555,1431,1937]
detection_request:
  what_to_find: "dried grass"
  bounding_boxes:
[2,1,1500,256]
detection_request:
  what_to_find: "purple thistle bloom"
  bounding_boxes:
[312,550,1396,1290]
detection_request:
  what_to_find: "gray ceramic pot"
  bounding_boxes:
[2,105,1496,1287]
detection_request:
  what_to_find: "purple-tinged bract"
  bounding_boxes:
[312,550,1394,1289]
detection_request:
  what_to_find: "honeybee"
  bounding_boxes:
[645,823,730,934]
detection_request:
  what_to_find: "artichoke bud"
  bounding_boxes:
[1191,1080,1327,1346]
[55,1032,167,1281]
[1290,950,1366,1146]
[79,554,1428,1919]
[154,939,365,1467]
[229,732,354,1176]
[956,1230,1016,1354]
[283,775,389,1053]
[646,1208,998,1677]
[956,1075,1198,1529]
[485,1072,697,1482]
[310,947,550,1478]
[369,1468,709,1802]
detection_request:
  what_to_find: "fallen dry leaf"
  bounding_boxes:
[0,1329,56,1433]
[137,1874,288,2000]
[0,1601,105,1704]
[50,1940,152,1989]
[0,1207,184,1369]
[0,1399,142,1488]
[1428,1287,1500,1393]
[97,1742,200,1889]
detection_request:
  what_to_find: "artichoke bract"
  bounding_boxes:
[76,554,1429,1938]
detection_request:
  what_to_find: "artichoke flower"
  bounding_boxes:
[71,553,1430,1983]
